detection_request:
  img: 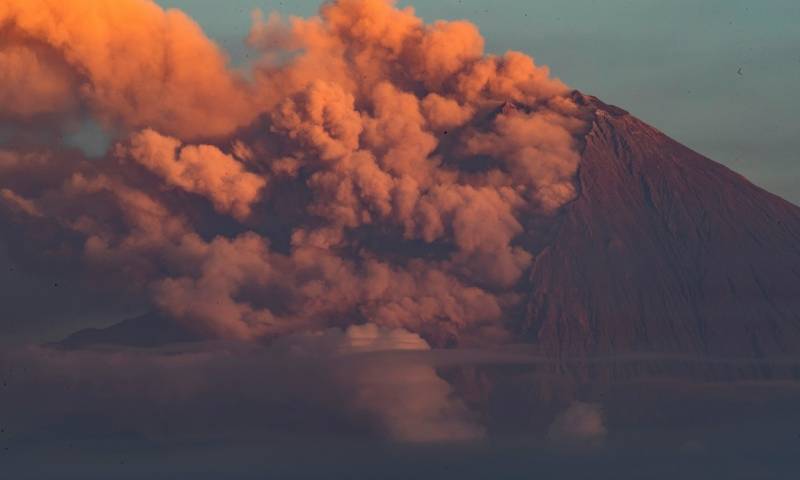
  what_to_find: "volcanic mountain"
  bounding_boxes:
[519,92,800,357]
[59,92,800,358]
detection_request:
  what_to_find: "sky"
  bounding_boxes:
[157,0,800,204]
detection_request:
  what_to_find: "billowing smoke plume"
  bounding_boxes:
[0,0,252,138]
[0,0,588,344]
[278,323,484,441]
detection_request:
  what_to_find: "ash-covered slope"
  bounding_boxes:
[522,93,800,357]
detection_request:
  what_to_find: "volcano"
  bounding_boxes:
[58,92,800,358]
[521,92,800,358]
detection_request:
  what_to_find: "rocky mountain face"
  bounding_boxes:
[523,93,800,357]
[58,93,800,359]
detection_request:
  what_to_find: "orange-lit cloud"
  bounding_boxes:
[127,130,266,220]
[0,0,253,138]
[0,0,588,344]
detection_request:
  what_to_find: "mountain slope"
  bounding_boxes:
[522,93,800,357]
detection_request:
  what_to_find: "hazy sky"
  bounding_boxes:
[157,0,800,204]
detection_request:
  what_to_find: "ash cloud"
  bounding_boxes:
[0,0,588,344]
[0,0,253,138]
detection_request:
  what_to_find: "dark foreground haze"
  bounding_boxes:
[3,343,800,479]
[1,0,799,478]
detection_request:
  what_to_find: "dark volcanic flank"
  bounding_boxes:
[523,93,800,357]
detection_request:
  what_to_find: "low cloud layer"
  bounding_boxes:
[547,402,607,446]
[0,0,589,345]
[1,324,482,443]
